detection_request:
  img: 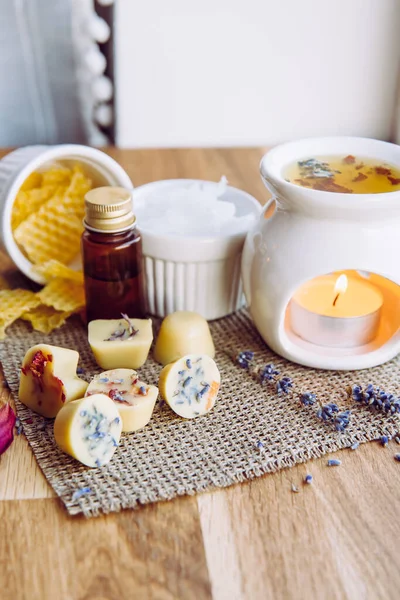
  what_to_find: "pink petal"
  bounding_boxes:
[0,403,16,455]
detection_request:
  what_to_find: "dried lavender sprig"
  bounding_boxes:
[317,403,339,422]
[300,392,316,406]
[236,350,255,369]
[276,376,293,394]
[259,363,280,383]
[121,313,139,337]
[234,351,350,431]
[350,384,400,415]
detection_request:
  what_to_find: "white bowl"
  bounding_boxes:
[0,145,133,284]
[133,179,261,320]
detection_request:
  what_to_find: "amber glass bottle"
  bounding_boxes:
[82,187,145,322]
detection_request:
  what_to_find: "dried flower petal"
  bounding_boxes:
[327,459,341,467]
[0,402,16,455]
[71,487,92,502]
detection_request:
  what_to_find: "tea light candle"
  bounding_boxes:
[290,274,383,348]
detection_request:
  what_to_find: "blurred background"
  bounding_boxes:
[1,0,400,148]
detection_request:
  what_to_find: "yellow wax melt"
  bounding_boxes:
[154,311,215,366]
[88,316,153,370]
[158,354,220,419]
[19,344,88,418]
[54,393,122,467]
[85,369,158,432]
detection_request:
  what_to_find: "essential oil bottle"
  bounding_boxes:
[82,186,145,322]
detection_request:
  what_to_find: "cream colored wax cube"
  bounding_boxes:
[88,316,153,370]
[54,393,122,467]
[154,311,215,366]
[85,369,158,432]
[19,344,88,418]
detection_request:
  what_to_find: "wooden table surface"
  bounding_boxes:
[1,148,399,600]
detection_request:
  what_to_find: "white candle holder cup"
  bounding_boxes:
[241,137,400,370]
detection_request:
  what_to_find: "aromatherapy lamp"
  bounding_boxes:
[241,137,400,370]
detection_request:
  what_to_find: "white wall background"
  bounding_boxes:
[115,0,400,148]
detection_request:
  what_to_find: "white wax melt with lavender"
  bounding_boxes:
[132,178,261,320]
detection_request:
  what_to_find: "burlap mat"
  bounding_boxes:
[1,310,399,517]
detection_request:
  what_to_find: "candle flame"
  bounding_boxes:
[334,274,348,295]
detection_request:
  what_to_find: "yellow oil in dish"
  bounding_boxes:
[284,155,400,194]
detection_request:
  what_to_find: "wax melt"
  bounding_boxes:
[85,369,158,432]
[154,311,215,366]
[19,344,88,418]
[158,354,220,418]
[54,393,122,467]
[88,314,153,369]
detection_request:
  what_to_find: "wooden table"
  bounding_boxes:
[1,148,399,600]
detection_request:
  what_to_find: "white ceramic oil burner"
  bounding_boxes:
[241,137,400,370]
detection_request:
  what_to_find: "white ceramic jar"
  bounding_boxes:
[0,145,132,283]
[133,179,261,320]
[241,137,400,370]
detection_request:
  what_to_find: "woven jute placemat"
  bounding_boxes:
[1,309,399,517]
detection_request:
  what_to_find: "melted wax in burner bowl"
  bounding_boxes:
[284,155,400,194]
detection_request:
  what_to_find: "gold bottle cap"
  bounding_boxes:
[84,186,136,232]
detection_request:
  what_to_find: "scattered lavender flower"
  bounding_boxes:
[15,417,23,436]
[327,459,341,467]
[255,441,265,452]
[71,487,92,502]
[380,435,389,447]
[186,358,192,369]
[350,441,359,451]
[236,350,254,369]
[395,436,400,445]
[276,377,293,394]
[259,363,280,384]
[291,483,299,493]
[76,367,85,375]
[304,474,313,484]
[300,392,316,406]
[394,454,400,462]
